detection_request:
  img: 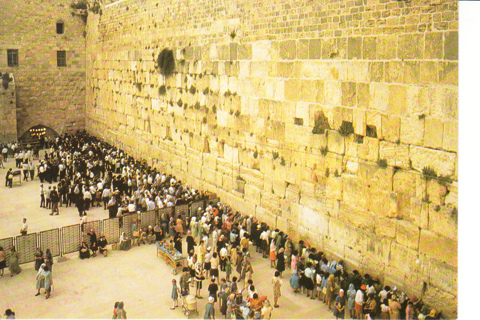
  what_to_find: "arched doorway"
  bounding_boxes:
[19,125,59,149]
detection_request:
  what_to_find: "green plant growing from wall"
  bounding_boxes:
[158,85,167,96]
[235,110,241,117]
[366,125,377,138]
[312,111,330,134]
[179,59,185,66]
[156,48,175,77]
[339,121,354,136]
[177,98,183,107]
[212,105,217,113]
[203,87,210,95]
[325,168,330,178]
[422,166,437,181]
[320,146,328,156]
[437,175,453,187]
[280,157,286,166]
[253,150,258,159]
[194,102,201,110]
[224,89,232,98]
[334,169,340,177]
[272,151,279,160]
[230,30,237,40]
[202,116,207,124]
[70,0,87,9]
[377,158,388,168]
[134,82,142,92]
[1,73,13,90]
[418,113,426,120]
[189,85,197,94]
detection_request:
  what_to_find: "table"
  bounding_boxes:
[156,242,186,274]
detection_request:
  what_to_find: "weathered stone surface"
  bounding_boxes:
[400,117,425,146]
[409,145,456,176]
[442,119,457,152]
[381,114,401,143]
[380,141,410,168]
[419,229,457,268]
[424,117,444,149]
[327,129,345,155]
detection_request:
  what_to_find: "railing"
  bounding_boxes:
[0,198,215,266]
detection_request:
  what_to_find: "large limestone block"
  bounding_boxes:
[398,33,424,60]
[284,79,301,101]
[338,204,375,232]
[326,176,343,201]
[327,129,345,155]
[424,117,444,149]
[410,145,456,176]
[388,85,407,115]
[363,36,377,60]
[419,229,457,268]
[387,242,418,272]
[370,82,389,112]
[429,204,457,240]
[250,61,268,78]
[425,32,443,60]
[381,114,401,143]
[357,82,370,109]
[400,117,425,146]
[353,108,367,136]
[444,31,458,60]
[279,40,296,60]
[238,43,252,60]
[367,190,398,218]
[348,36,362,60]
[332,106,353,130]
[442,119,457,152]
[342,175,368,210]
[375,217,397,238]
[341,81,357,107]
[379,141,410,168]
[301,79,324,103]
[431,86,458,118]
[377,34,397,60]
[245,184,262,206]
[358,137,379,162]
[439,61,458,86]
[344,135,358,158]
[252,40,277,61]
[324,81,342,106]
[309,38,322,59]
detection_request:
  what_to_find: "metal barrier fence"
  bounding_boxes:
[16,233,37,264]
[39,229,60,257]
[103,217,120,244]
[2,198,219,266]
[0,237,14,267]
[62,224,81,255]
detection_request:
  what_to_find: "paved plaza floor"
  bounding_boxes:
[0,154,337,319]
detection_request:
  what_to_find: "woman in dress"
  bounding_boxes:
[42,265,52,299]
[173,231,182,254]
[34,248,44,271]
[195,261,205,299]
[8,247,21,277]
[35,263,47,296]
[326,274,336,311]
[347,283,357,319]
[291,249,298,273]
[45,249,53,273]
[240,256,253,283]
[269,239,276,268]
[276,248,285,278]
[79,241,90,259]
[272,270,282,308]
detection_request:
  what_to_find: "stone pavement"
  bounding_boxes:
[0,155,336,319]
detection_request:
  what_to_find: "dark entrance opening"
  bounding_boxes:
[19,125,59,149]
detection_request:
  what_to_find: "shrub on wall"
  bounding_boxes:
[156,49,175,77]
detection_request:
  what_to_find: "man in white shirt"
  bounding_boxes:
[20,218,28,235]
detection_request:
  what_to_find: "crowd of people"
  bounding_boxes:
[1,131,442,319]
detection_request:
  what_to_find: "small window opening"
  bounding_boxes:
[57,51,66,67]
[56,21,64,34]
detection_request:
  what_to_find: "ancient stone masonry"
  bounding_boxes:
[84,0,457,316]
[0,0,86,139]
[0,72,17,142]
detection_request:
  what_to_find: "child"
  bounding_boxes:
[171,279,179,309]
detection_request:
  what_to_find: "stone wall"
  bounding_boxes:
[0,0,86,139]
[0,73,17,142]
[85,0,458,316]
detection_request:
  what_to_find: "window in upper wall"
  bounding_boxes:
[56,21,64,34]
[57,51,66,67]
[7,49,18,67]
